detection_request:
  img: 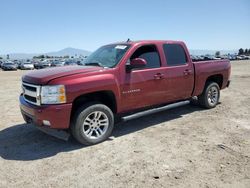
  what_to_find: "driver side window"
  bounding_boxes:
[130,45,161,69]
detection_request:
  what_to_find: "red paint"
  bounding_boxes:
[20,95,72,129]
[20,40,231,129]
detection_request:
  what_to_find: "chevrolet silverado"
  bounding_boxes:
[20,40,231,145]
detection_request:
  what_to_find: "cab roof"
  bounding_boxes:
[110,40,185,46]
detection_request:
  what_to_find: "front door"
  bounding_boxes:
[120,45,167,112]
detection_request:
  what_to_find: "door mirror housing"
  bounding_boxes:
[126,58,147,72]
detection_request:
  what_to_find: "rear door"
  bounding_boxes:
[120,45,167,112]
[162,43,194,101]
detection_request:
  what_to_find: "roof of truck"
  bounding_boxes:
[109,40,185,46]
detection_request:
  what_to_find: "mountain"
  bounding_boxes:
[1,48,238,59]
[46,47,91,57]
[0,47,92,59]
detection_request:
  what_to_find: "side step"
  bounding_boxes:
[121,100,190,122]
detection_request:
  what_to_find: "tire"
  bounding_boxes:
[198,82,220,109]
[71,102,114,145]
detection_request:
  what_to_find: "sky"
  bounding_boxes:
[0,0,249,54]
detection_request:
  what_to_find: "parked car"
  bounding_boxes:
[20,40,231,145]
[236,56,243,60]
[204,55,221,60]
[20,62,34,70]
[77,60,86,65]
[51,61,65,67]
[1,62,17,71]
[240,55,250,60]
[0,60,3,68]
[35,61,51,69]
[64,60,78,66]
[190,55,198,62]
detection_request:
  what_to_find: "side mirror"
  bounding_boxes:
[126,58,147,72]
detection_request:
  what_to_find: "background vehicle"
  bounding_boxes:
[51,61,65,67]
[20,62,34,70]
[236,56,243,60]
[1,62,18,71]
[204,54,221,60]
[64,60,78,66]
[35,60,51,69]
[20,40,231,145]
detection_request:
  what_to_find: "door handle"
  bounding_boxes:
[183,69,192,75]
[154,73,164,80]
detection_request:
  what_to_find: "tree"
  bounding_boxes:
[215,51,220,57]
[0,57,3,59]
[248,49,250,55]
[33,55,45,59]
[238,48,244,55]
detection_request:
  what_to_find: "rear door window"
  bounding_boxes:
[163,44,187,66]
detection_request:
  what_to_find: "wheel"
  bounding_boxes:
[198,82,220,109]
[71,102,114,145]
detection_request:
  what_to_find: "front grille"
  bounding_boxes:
[22,82,41,105]
[23,84,36,92]
[24,95,37,103]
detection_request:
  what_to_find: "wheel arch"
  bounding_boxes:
[70,90,117,121]
[205,74,223,89]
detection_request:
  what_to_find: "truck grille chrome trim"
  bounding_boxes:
[22,82,41,106]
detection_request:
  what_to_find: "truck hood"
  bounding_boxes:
[22,66,104,85]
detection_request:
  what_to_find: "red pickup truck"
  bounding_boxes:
[20,40,231,145]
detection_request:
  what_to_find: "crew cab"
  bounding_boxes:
[20,40,231,145]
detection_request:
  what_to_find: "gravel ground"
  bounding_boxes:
[0,60,250,188]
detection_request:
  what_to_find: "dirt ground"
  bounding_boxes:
[0,60,249,188]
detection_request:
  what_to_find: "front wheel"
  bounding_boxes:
[71,103,114,145]
[198,82,220,109]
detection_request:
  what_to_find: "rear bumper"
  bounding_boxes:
[19,95,72,129]
[21,67,34,70]
[3,67,17,70]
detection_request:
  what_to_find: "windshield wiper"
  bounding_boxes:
[85,61,104,67]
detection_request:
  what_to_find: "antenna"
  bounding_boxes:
[126,38,131,42]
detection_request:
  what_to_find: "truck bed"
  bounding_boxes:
[192,59,231,96]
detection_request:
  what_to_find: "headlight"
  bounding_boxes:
[41,85,66,104]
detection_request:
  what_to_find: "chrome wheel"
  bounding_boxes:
[207,86,219,106]
[82,111,109,139]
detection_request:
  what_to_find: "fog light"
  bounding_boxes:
[43,120,51,126]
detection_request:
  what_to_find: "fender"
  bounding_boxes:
[48,68,122,111]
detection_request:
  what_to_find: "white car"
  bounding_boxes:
[20,62,34,70]
[236,56,243,60]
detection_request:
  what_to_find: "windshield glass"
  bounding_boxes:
[84,44,131,68]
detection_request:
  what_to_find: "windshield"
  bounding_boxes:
[84,44,131,68]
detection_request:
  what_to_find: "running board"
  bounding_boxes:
[121,100,190,122]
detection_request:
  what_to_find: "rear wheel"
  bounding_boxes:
[71,102,114,145]
[198,82,220,109]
